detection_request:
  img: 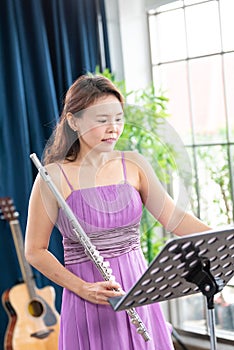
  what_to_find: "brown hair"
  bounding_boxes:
[43,74,124,164]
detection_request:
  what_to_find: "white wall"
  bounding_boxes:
[104,0,174,91]
[105,0,152,91]
[117,0,152,91]
[104,0,124,81]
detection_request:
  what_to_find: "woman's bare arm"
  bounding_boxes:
[127,151,211,236]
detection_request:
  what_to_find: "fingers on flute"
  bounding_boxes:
[84,281,124,305]
[104,280,122,291]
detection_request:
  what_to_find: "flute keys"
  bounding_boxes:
[131,319,138,325]
[96,256,104,263]
[103,261,110,268]
[90,247,98,254]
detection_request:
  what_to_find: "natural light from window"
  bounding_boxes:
[148,0,234,342]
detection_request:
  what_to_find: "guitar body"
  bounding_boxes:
[6,283,60,350]
[2,289,17,350]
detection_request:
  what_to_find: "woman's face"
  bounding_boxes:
[75,95,124,153]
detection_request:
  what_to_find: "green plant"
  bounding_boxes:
[194,145,233,226]
[96,67,176,262]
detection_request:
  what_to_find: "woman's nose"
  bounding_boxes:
[106,121,118,132]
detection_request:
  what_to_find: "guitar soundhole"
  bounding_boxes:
[28,299,44,317]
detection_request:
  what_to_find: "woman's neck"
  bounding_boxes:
[76,149,115,168]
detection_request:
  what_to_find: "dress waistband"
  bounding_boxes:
[63,223,141,264]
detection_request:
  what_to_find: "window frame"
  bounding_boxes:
[147,0,234,347]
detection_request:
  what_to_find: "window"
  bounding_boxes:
[148,0,234,342]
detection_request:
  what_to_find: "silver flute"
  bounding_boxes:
[30,153,151,342]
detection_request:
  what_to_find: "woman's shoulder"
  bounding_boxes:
[45,160,76,172]
[120,150,147,164]
[120,151,156,182]
[43,162,70,185]
[44,162,61,174]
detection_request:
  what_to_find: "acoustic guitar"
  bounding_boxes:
[0,197,60,350]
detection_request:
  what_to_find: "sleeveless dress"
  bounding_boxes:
[56,153,174,350]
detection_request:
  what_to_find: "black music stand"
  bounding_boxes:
[109,227,234,350]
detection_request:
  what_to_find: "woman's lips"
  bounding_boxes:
[102,138,117,143]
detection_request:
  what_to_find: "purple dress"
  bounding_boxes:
[57,153,174,350]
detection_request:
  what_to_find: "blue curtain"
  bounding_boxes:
[0,0,110,346]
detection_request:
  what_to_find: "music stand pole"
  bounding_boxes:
[208,308,217,350]
[184,257,224,350]
[109,227,234,350]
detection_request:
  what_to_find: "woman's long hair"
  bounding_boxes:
[43,74,124,165]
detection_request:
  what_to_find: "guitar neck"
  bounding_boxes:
[9,219,37,299]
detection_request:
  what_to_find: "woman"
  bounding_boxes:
[25,74,211,349]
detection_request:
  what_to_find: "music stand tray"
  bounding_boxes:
[109,227,234,350]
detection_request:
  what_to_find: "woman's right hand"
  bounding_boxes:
[78,280,125,305]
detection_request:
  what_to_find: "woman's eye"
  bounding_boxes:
[97,120,107,123]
